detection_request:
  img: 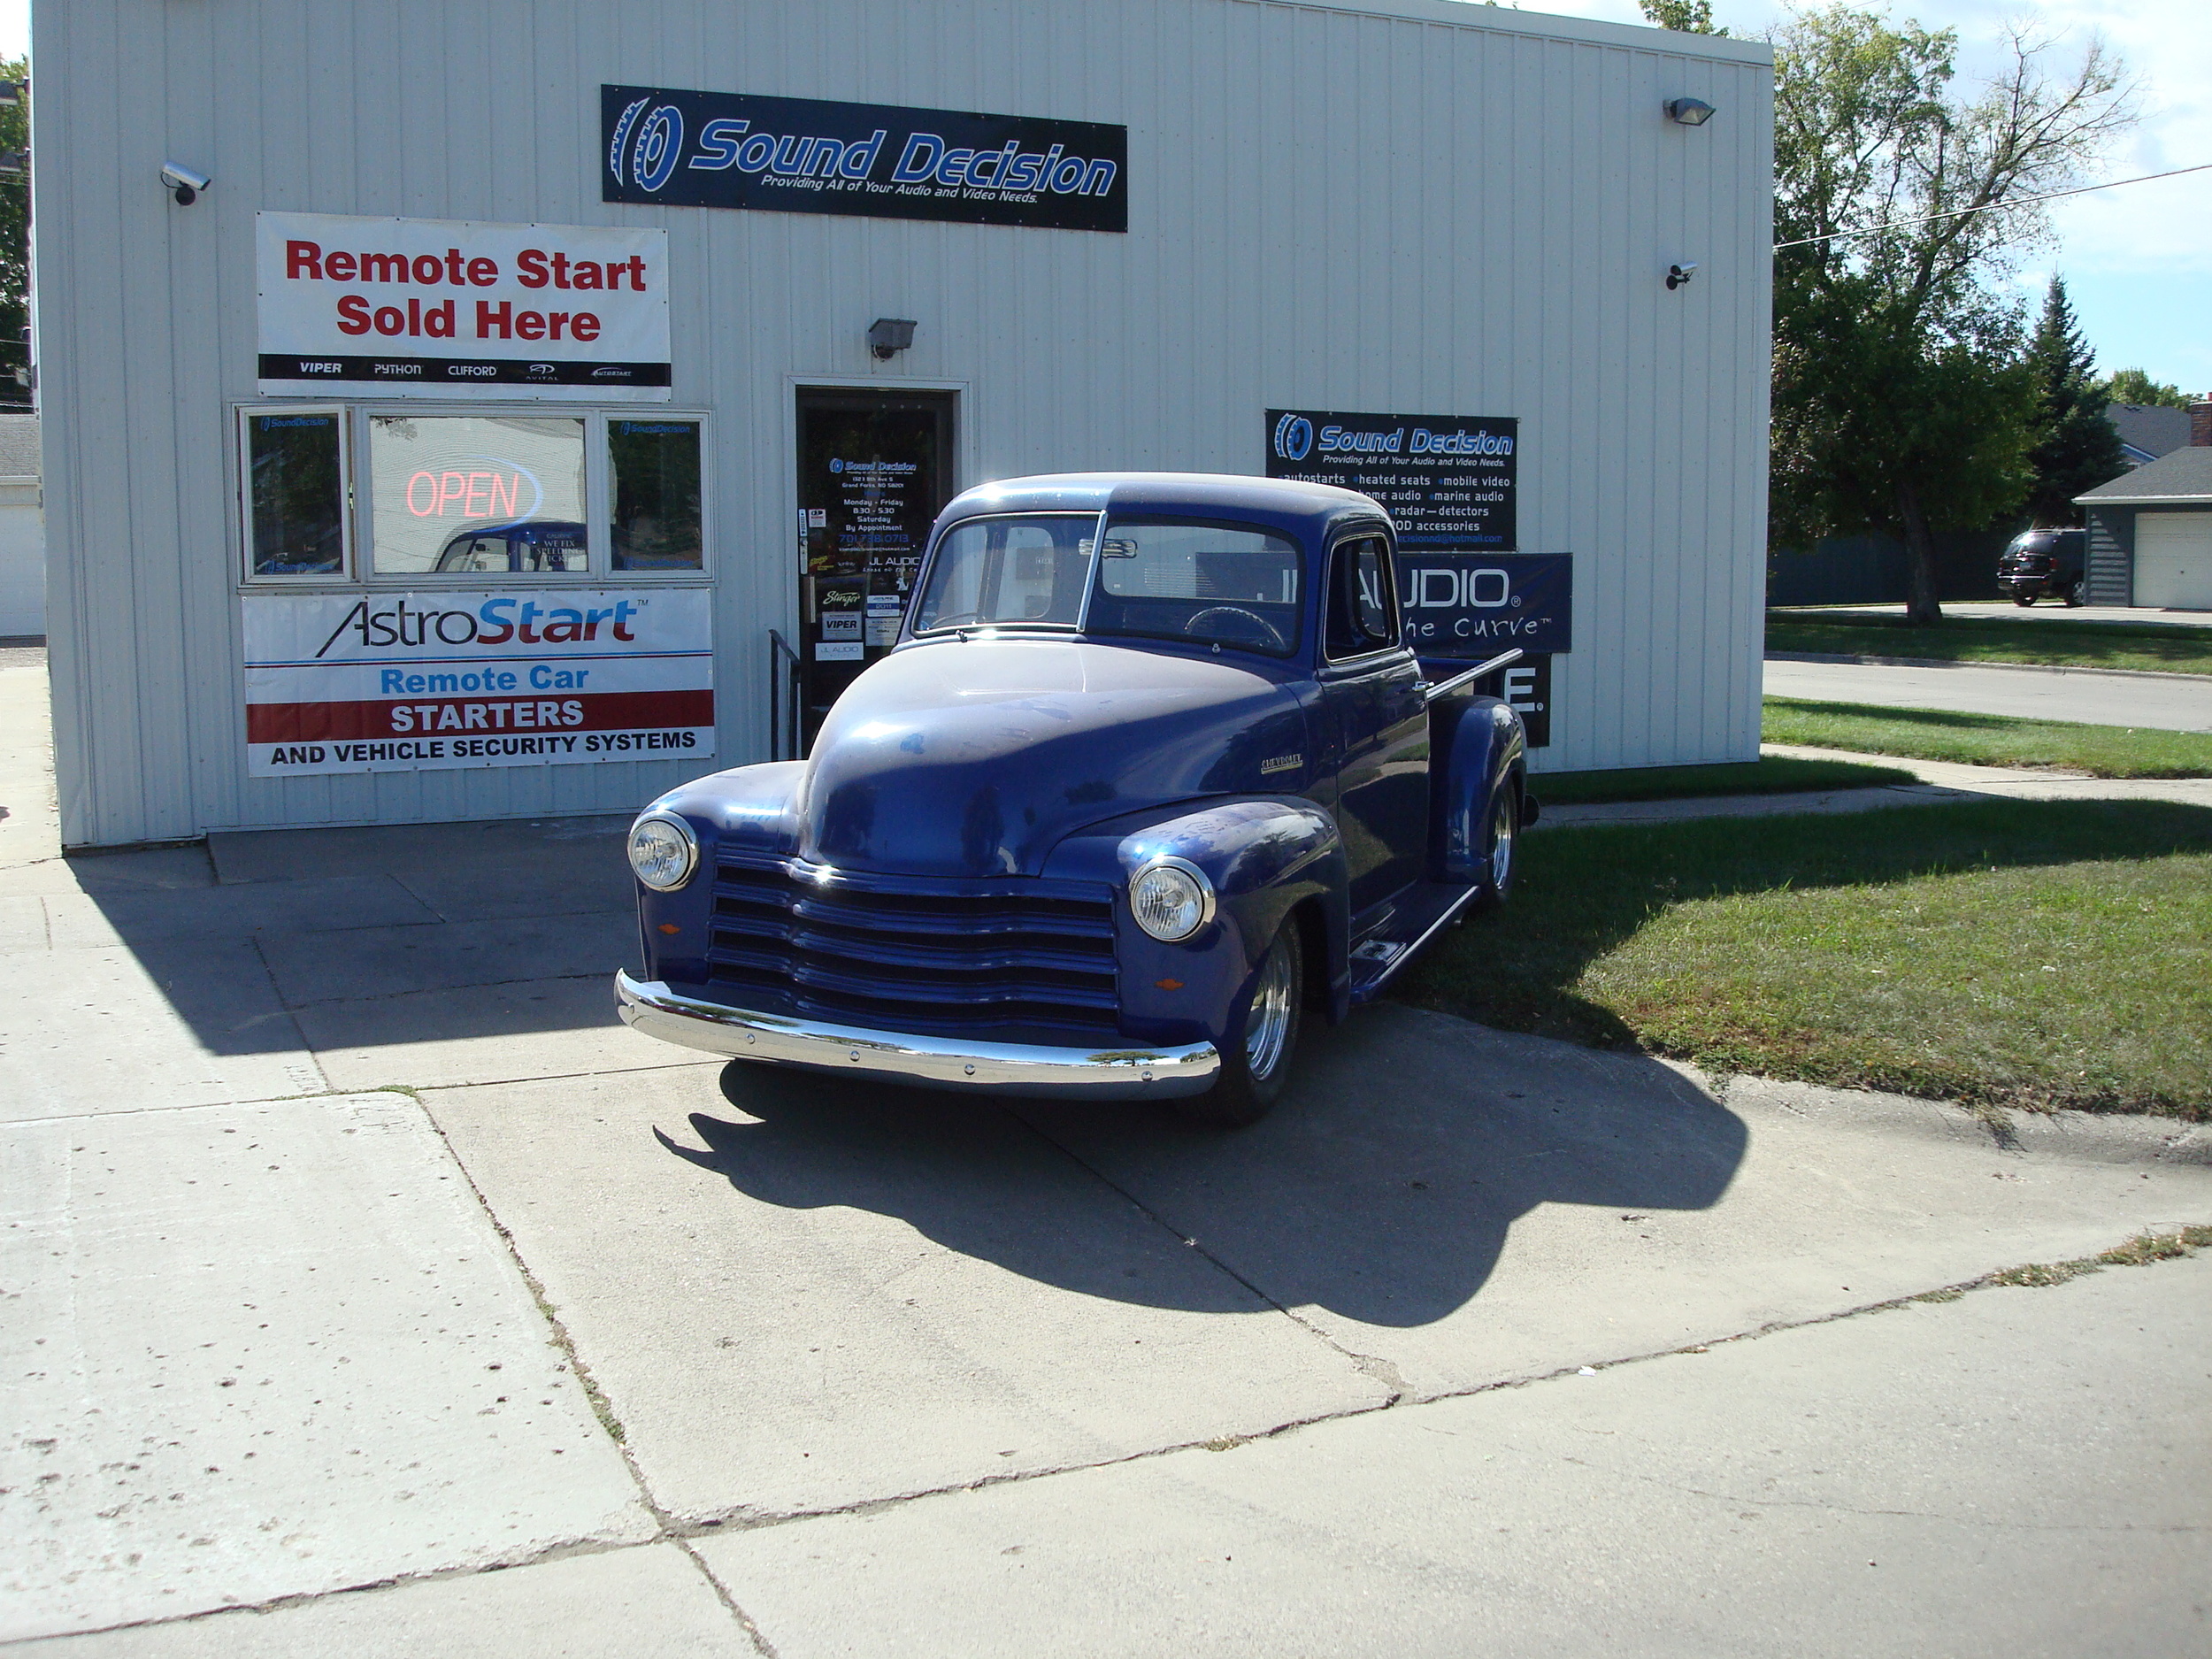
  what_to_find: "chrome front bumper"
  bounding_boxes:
[614,972,1220,1100]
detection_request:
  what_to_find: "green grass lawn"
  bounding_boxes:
[1763,698,2212,778]
[1766,611,2212,676]
[1534,755,1918,804]
[1402,798,2212,1119]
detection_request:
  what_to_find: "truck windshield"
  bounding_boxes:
[1086,519,1302,657]
[912,514,1099,633]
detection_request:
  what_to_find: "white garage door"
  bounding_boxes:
[2136,512,2212,610]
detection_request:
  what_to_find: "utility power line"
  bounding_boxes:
[1773,161,2212,252]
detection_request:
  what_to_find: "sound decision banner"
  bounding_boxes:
[257,211,672,398]
[603,85,1127,234]
[1266,408,1518,549]
[242,588,713,777]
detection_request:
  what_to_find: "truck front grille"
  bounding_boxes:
[704,851,1120,1041]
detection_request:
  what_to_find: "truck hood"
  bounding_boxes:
[795,639,1310,877]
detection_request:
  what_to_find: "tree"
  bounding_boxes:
[1770,8,2133,622]
[2097,367,2193,409]
[1639,1,1725,35]
[2021,276,2126,525]
[0,58,24,413]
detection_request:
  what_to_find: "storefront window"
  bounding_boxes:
[610,419,703,570]
[244,411,346,577]
[367,415,588,576]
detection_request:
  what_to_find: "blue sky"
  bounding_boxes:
[5,0,2202,392]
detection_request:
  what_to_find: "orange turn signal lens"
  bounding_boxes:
[1154,978,1184,991]
[657,923,682,935]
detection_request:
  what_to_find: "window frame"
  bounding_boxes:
[234,402,714,589]
[236,404,356,586]
[1321,531,1404,664]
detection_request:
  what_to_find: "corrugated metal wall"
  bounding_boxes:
[35,0,1772,847]
[2085,509,2134,606]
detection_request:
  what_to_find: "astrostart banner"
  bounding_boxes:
[603,85,1127,234]
[257,211,672,399]
[1266,408,1517,550]
[242,588,713,777]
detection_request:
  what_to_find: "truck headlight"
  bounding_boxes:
[627,811,699,891]
[1129,857,1215,942]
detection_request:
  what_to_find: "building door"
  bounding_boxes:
[795,389,957,744]
[2134,511,2212,610]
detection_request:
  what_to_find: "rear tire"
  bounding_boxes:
[2064,580,2086,608]
[2012,592,2036,607]
[1472,779,1520,912]
[1177,921,1303,1128]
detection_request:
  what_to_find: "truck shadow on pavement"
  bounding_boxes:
[657,1002,1747,1327]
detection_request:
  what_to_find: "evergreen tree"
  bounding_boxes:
[2022,276,2126,525]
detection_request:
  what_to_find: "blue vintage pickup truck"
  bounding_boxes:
[616,472,1533,1125]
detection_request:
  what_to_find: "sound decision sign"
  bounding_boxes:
[603,85,1127,234]
[242,588,713,776]
[1266,408,1517,549]
[256,211,672,398]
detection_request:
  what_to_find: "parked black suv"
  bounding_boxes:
[1998,527,2086,606]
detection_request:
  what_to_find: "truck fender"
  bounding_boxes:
[633,759,806,987]
[1044,798,1351,1041]
[1431,696,1525,885]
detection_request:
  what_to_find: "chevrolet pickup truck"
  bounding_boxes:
[616,472,1533,1125]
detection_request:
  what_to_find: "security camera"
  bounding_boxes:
[1666,262,1698,290]
[160,162,211,205]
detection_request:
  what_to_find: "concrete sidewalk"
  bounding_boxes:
[1540,742,2212,828]
[4,653,2209,1655]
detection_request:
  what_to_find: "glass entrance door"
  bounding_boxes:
[795,389,957,744]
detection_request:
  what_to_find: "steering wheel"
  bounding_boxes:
[1185,606,1286,651]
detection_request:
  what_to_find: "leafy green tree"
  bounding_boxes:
[2097,367,2193,409]
[0,58,24,412]
[1770,8,2132,622]
[1639,1,1725,35]
[2021,276,2124,525]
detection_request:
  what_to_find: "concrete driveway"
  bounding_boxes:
[4,652,2209,1655]
[1764,656,2212,731]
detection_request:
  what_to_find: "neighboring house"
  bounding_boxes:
[2077,403,2212,610]
[2106,403,2193,469]
[0,412,41,639]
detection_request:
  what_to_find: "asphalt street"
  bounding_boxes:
[4,653,2209,1655]
[1764,656,2212,730]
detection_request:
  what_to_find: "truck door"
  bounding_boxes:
[1318,534,1428,915]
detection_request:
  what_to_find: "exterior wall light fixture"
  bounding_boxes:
[1665,97,1717,127]
[1667,262,1698,290]
[867,318,918,360]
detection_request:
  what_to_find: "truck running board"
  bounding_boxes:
[1345,878,1483,1003]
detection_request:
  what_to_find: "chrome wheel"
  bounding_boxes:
[1243,937,1298,1081]
[1489,791,1517,892]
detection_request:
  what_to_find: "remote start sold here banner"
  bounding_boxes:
[242,588,713,776]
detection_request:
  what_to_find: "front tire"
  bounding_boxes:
[2064,580,2086,608]
[1177,921,1303,1128]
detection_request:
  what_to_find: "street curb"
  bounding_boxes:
[1765,650,2210,685]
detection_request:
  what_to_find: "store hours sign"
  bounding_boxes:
[256,211,672,398]
[1266,408,1517,549]
[242,588,713,776]
[603,85,1127,234]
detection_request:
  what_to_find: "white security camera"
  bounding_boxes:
[160,161,211,205]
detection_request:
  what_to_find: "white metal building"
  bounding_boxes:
[35,0,1772,849]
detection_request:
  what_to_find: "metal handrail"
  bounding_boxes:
[1422,647,1525,703]
[767,628,803,761]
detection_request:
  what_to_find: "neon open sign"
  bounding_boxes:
[404,469,536,518]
